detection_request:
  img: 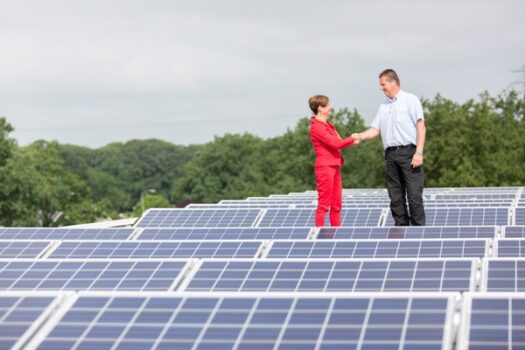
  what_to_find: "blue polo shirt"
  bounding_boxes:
[370,90,424,149]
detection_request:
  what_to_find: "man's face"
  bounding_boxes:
[379,76,399,99]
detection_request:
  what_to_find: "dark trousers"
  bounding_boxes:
[385,145,425,225]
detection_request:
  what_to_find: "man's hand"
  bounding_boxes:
[411,153,423,167]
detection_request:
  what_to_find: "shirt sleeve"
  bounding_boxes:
[412,96,424,122]
[311,124,355,149]
[371,106,382,129]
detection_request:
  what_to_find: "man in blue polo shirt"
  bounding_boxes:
[353,69,426,225]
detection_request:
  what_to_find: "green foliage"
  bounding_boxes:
[132,193,171,217]
[0,140,103,226]
[172,133,267,203]
[58,139,199,211]
[424,90,525,187]
[0,117,15,166]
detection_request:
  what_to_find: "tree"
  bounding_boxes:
[132,193,171,217]
[58,139,199,211]
[172,133,266,203]
[0,117,15,166]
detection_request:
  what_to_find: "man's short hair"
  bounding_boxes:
[308,95,329,114]
[379,69,400,86]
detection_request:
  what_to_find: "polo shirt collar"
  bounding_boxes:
[386,89,404,103]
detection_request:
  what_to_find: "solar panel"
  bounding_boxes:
[48,241,264,259]
[458,293,525,350]
[495,239,525,257]
[134,209,262,228]
[433,193,517,200]
[0,293,60,350]
[483,258,525,292]
[315,226,497,239]
[0,228,135,240]
[187,204,308,209]
[29,293,456,350]
[384,208,510,226]
[502,226,525,238]
[0,241,51,259]
[0,259,190,292]
[423,202,513,208]
[515,207,525,225]
[196,203,392,209]
[136,227,313,240]
[183,258,476,292]
[257,209,384,227]
[266,239,488,259]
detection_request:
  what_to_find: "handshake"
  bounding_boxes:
[351,133,363,145]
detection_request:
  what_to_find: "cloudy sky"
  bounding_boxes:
[1,0,524,148]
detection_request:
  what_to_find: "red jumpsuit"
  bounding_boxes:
[309,117,355,227]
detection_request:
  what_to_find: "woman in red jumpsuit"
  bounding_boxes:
[309,95,358,227]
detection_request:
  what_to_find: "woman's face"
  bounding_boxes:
[319,103,331,116]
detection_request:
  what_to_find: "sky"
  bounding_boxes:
[1,0,524,148]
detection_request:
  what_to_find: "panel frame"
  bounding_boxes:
[23,291,459,350]
[256,208,385,227]
[0,291,70,350]
[134,208,264,228]
[179,258,479,293]
[481,258,525,292]
[384,207,511,227]
[134,227,315,241]
[0,228,137,241]
[0,240,54,259]
[313,226,498,240]
[501,225,525,238]
[0,258,195,292]
[45,240,267,259]
[262,238,490,259]
[457,292,525,350]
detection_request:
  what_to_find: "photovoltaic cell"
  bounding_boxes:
[32,293,455,350]
[0,259,189,292]
[136,227,312,240]
[502,226,525,238]
[266,239,488,259]
[385,208,509,226]
[134,209,261,228]
[495,239,525,257]
[257,208,383,227]
[484,259,525,292]
[184,259,475,292]
[515,207,525,225]
[48,241,263,259]
[0,228,134,240]
[0,294,57,350]
[0,241,51,259]
[459,294,525,350]
[316,226,497,240]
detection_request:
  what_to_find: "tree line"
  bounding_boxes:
[0,90,523,226]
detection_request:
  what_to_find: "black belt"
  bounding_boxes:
[385,144,416,152]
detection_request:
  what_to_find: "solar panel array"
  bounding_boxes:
[2,186,525,349]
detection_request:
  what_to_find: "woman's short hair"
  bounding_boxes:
[308,95,329,114]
